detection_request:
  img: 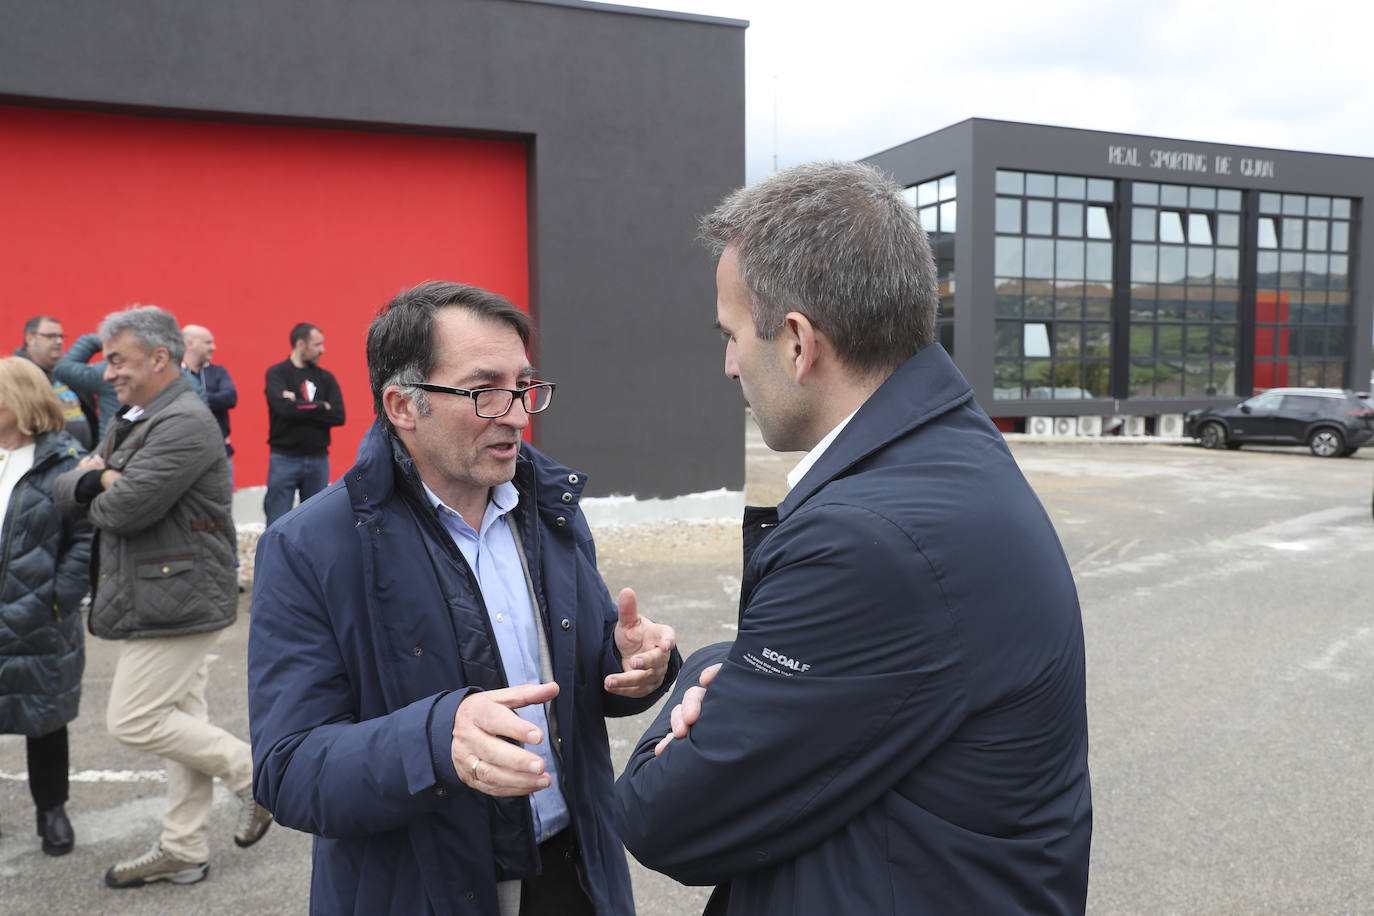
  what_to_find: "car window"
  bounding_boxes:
[1280,395,1321,414]
[1245,392,1284,411]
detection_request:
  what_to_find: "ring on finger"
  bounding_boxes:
[471,757,481,782]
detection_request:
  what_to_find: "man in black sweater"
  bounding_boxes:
[263,323,345,526]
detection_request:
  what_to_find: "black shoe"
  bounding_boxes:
[36,804,74,856]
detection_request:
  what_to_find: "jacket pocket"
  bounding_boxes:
[132,555,199,627]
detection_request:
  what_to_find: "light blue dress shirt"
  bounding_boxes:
[423,480,569,843]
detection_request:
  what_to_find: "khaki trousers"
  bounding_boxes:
[106,629,253,862]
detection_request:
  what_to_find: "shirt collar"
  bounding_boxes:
[786,408,859,491]
[420,479,520,526]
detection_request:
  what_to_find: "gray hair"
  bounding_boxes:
[98,305,186,363]
[700,161,938,376]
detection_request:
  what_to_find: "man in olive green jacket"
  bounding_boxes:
[54,305,272,889]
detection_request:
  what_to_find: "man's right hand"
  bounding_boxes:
[452,682,559,797]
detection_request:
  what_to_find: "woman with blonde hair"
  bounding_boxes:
[0,356,93,855]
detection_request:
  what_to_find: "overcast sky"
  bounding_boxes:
[611,0,1372,183]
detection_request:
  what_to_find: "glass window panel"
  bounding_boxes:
[938,322,954,354]
[1085,242,1113,281]
[919,205,939,232]
[1259,192,1281,214]
[1258,217,1278,249]
[1214,289,1238,322]
[1325,358,1346,388]
[1130,324,1154,356]
[1158,246,1187,283]
[1298,300,1325,324]
[1307,196,1330,217]
[1131,244,1157,283]
[995,170,1024,195]
[1254,325,1276,358]
[939,175,956,201]
[1299,327,1325,358]
[918,180,940,207]
[1330,254,1348,291]
[1188,213,1213,245]
[1027,200,1053,235]
[1160,184,1187,207]
[1086,206,1111,239]
[1332,198,1351,218]
[1187,246,1214,282]
[1255,290,1285,323]
[1132,182,1159,205]
[1055,292,1083,318]
[1084,323,1111,357]
[996,197,1021,234]
[1026,173,1055,197]
[1130,359,1155,398]
[1328,298,1348,324]
[1058,202,1084,237]
[1057,175,1086,199]
[1084,361,1111,398]
[1087,178,1114,201]
[1184,361,1212,396]
[1154,358,1183,397]
[1051,363,1084,398]
[1212,326,1236,355]
[1023,323,1051,358]
[901,187,918,209]
[1216,212,1240,247]
[1025,358,1053,390]
[1130,284,1156,319]
[1132,207,1157,241]
[940,200,957,234]
[1159,211,1185,243]
[1257,251,1279,283]
[1025,239,1055,278]
[1305,253,1329,288]
[1025,282,1054,317]
[1214,248,1240,284]
[1217,189,1242,211]
[1158,288,1185,320]
[995,277,1022,316]
[1186,325,1211,355]
[994,359,1021,399]
[1282,194,1305,215]
[1055,324,1081,356]
[1084,294,1112,318]
[1186,290,1213,322]
[996,321,1022,356]
[995,238,1023,277]
[1281,218,1303,250]
[1157,324,1183,355]
[1331,221,1349,252]
[1189,187,1217,210]
[1280,250,1304,286]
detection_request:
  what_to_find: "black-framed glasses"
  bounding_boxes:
[414,382,556,419]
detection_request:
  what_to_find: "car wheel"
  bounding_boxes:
[1199,421,1227,449]
[1308,427,1345,458]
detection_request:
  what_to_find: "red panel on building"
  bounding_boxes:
[1,104,528,489]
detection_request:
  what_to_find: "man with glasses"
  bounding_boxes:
[16,316,95,449]
[247,281,680,916]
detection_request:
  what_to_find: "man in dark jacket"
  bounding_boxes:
[53,305,272,889]
[182,324,237,482]
[262,322,344,526]
[248,281,681,915]
[614,162,1092,915]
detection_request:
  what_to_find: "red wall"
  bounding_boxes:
[1,104,528,488]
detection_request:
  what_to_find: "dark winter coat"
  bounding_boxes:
[248,421,682,915]
[0,430,93,736]
[615,344,1092,915]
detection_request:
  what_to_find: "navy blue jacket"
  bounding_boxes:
[194,363,236,456]
[615,345,1091,914]
[249,421,680,915]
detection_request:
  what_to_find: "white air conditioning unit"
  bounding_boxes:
[1054,416,1078,437]
[1156,413,1184,437]
[1027,416,1055,436]
[1123,416,1146,437]
[1077,415,1103,437]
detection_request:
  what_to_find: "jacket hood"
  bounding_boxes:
[779,343,975,521]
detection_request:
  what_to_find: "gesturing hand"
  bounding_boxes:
[606,587,676,698]
[452,682,559,797]
[655,662,722,756]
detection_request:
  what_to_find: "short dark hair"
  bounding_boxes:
[366,281,532,435]
[290,323,320,348]
[700,161,939,376]
[24,315,59,337]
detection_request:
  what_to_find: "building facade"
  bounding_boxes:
[867,120,1371,433]
[0,0,746,500]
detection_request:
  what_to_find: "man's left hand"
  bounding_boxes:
[606,587,675,697]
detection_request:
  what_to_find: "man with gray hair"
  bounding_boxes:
[54,305,272,889]
[615,162,1092,914]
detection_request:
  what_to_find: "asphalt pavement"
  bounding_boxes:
[2,422,1371,914]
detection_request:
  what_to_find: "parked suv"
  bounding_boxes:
[1184,388,1374,458]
